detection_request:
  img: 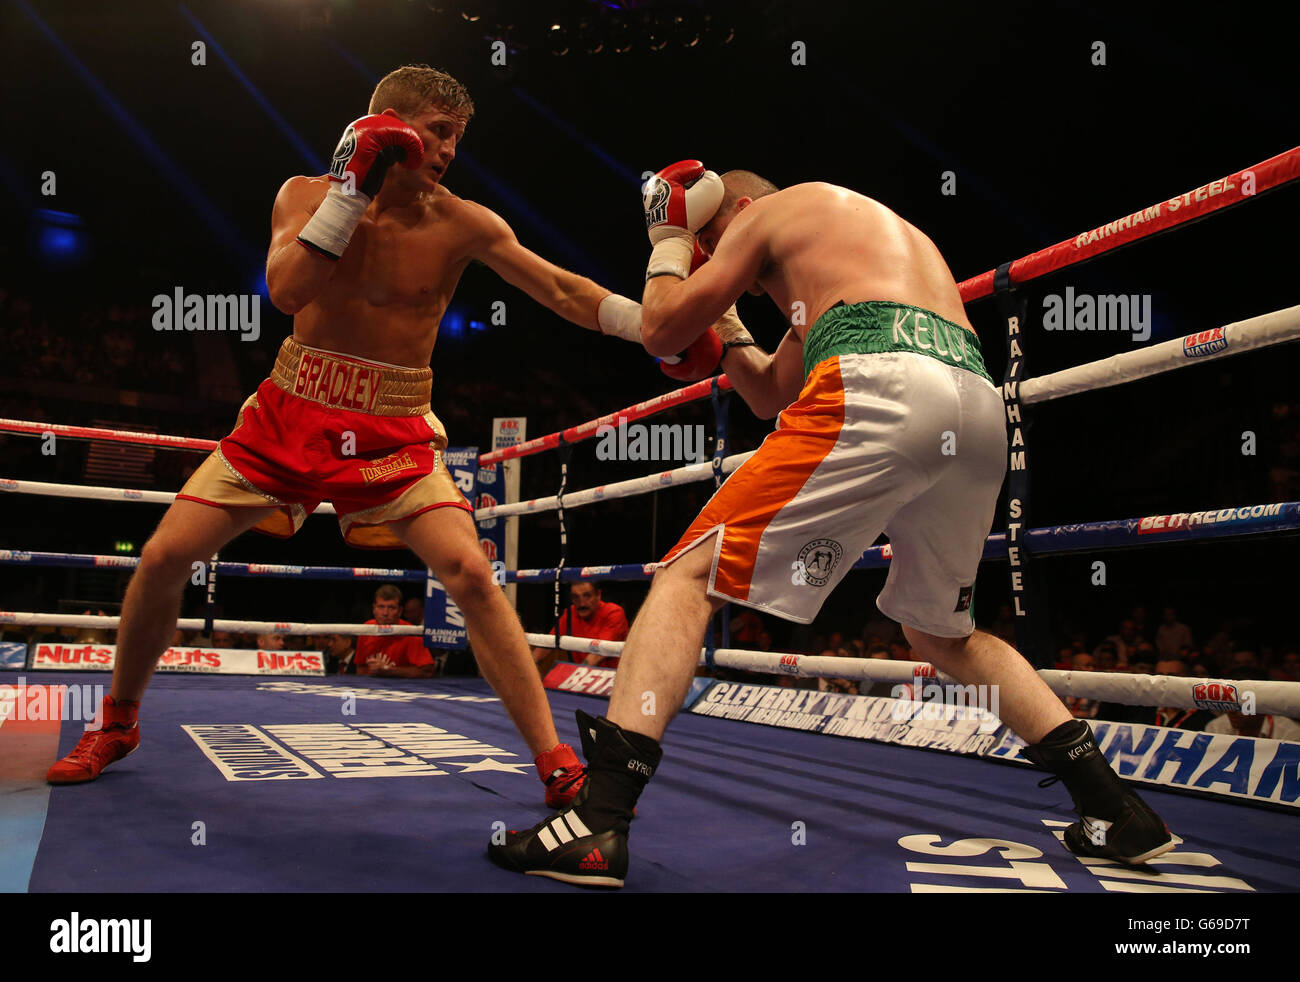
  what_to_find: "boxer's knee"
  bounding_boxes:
[654,534,716,592]
[438,549,498,610]
[136,533,201,586]
[903,623,974,668]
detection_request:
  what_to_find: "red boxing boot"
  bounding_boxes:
[46,695,141,785]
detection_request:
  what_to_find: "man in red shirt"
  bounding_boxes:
[532,581,628,673]
[356,585,435,678]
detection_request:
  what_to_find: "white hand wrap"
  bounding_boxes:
[713,306,753,346]
[297,186,371,260]
[597,294,643,342]
[645,236,694,281]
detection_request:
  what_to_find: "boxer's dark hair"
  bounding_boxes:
[719,170,779,211]
[369,64,475,121]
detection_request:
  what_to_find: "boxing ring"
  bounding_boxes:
[3,146,1300,893]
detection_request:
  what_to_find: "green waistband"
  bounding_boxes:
[802,301,992,384]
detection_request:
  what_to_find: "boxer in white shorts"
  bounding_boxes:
[660,298,1006,637]
[489,166,1174,887]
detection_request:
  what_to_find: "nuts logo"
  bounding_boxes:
[796,538,843,587]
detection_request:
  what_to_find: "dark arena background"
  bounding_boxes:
[0,0,1297,960]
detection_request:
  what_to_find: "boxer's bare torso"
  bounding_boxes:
[282,178,481,366]
[266,104,610,370]
[700,182,976,342]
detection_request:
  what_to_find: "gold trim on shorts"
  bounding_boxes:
[271,336,433,416]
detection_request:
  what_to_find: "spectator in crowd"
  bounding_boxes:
[816,648,857,695]
[1271,649,1300,683]
[1129,604,1150,638]
[356,584,436,678]
[1155,607,1194,658]
[1129,656,1155,677]
[210,629,236,649]
[860,614,901,647]
[322,633,357,675]
[859,643,895,697]
[1094,644,1118,673]
[256,632,285,651]
[1205,669,1300,741]
[1124,658,1215,730]
[1105,619,1143,666]
[890,640,913,661]
[1053,646,1075,671]
[1064,653,1100,720]
[1204,619,1235,667]
[402,596,424,626]
[531,580,629,674]
[72,609,114,645]
[730,609,765,646]
[1230,649,1262,672]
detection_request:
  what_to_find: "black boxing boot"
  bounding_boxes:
[1022,719,1177,864]
[488,710,662,888]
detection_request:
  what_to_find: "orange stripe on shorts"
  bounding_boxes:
[664,358,847,601]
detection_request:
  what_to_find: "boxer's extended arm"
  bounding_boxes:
[718,327,806,420]
[266,177,338,315]
[466,204,615,332]
[640,202,768,357]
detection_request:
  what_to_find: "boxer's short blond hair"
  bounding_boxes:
[719,170,779,211]
[369,65,475,121]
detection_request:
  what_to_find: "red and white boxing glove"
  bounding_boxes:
[298,111,425,260]
[660,329,723,381]
[643,160,723,281]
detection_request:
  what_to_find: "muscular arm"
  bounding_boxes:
[265,177,338,315]
[719,327,806,420]
[466,204,614,331]
[641,201,769,357]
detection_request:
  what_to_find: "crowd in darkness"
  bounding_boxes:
[0,284,191,395]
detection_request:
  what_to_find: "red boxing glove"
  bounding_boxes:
[329,110,425,199]
[643,160,724,245]
[660,328,722,381]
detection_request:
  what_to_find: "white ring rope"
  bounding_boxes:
[523,632,1300,715]
[2,612,415,636]
[1020,304,1300,405]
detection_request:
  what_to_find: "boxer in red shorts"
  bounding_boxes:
[45,65,655,808]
